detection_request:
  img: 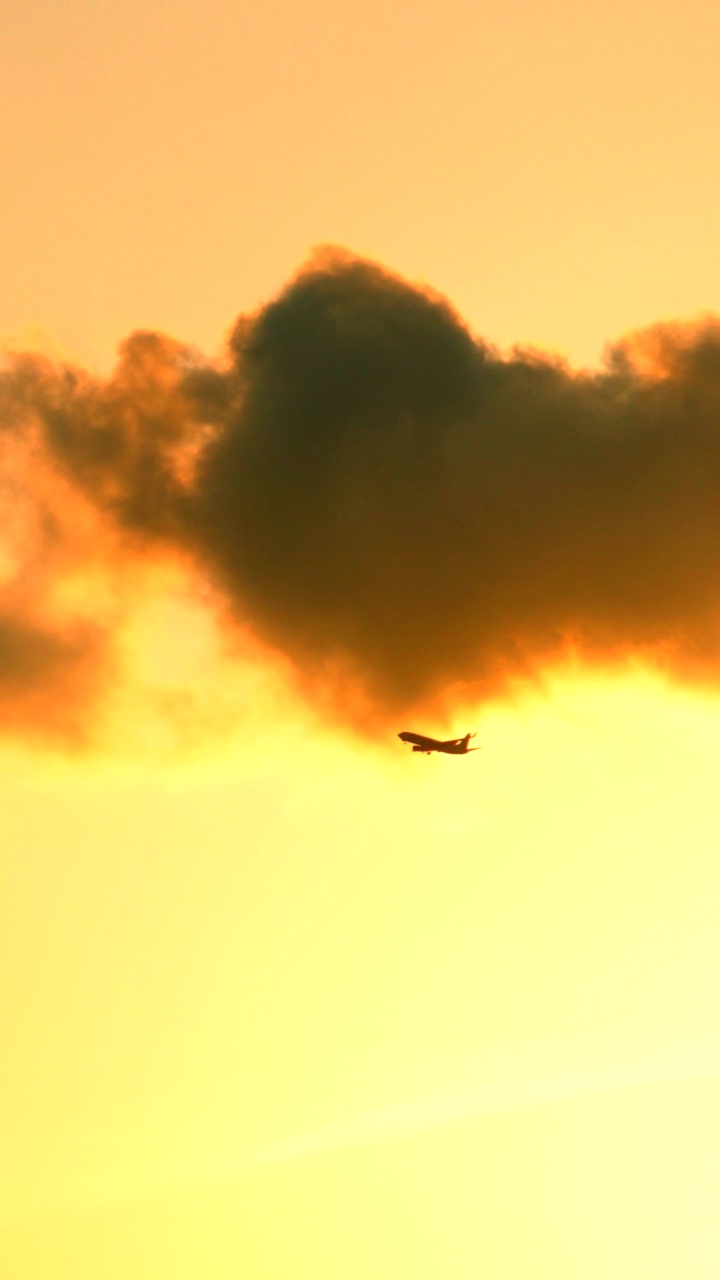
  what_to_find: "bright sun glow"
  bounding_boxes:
[4,667,720,1276]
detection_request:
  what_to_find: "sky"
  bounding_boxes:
[4,0,720,1277]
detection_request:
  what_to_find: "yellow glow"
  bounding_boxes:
[4,667,720,1275]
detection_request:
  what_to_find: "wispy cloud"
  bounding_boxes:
[256,1047,720,1165]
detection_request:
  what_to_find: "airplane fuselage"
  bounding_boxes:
[398,731,477,755]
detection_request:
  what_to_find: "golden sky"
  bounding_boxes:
[4,0,720,371]
[4,1,720,1277]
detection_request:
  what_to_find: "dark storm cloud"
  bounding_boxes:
[187,249,720,715]
[5,245,720,738]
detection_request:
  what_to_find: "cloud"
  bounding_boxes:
[4,245,720,741]
[187,248,720,720]
[0,340,202,747]
[0,616,108,745]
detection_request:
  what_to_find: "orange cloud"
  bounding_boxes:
[5,248,720,744]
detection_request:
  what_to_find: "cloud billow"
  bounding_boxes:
[189,250,720,715]
[4,246,720,739]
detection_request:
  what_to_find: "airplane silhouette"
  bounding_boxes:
[398,731,479,755]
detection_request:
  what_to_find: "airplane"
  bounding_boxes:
[398,731,480,755]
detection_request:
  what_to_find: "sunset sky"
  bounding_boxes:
[4,1,720,1278]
